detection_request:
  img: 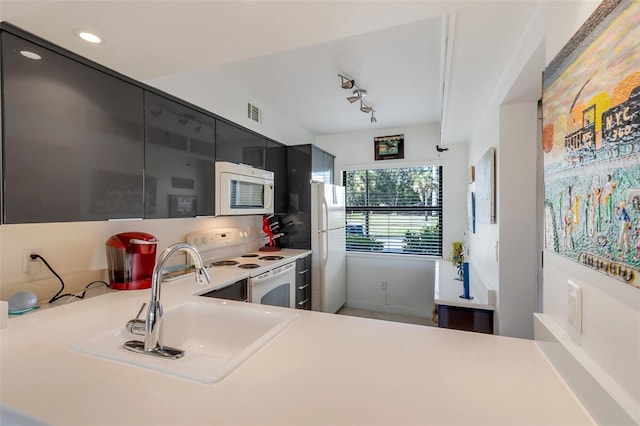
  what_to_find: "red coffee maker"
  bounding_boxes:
[106,232,158,290]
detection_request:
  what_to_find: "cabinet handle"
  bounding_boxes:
[297,283,310,290]
[298,298,309,306]
[297,269,309,275]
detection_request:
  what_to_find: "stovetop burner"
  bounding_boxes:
[210,260,240,267]
[238,263,260,269]
[259,255,284,261]
[241,254,259,258]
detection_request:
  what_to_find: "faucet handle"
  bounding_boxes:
[126,302,147,335]
[195,267,211,285]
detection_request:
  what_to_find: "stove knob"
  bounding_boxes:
[201,238,209,246]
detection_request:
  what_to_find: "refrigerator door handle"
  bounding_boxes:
[321,198,329,231]
[323,231,329,269]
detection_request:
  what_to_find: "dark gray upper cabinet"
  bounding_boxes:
[144,92,215,218]
[215,120,266,169]
[266,140,288,214]
[1,32,144,223]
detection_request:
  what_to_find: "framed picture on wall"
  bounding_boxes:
[475,147,495,224]
[374,134,404,160]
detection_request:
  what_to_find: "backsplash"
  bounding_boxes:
[0,216,262,302]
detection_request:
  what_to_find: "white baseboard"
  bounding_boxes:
[534,313,638,425]
[344,301,431,318]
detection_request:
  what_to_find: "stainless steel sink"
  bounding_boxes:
[70,301,297,383]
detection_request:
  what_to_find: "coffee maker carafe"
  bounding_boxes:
[106,232,158,290]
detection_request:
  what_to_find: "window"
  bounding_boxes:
[343,166,442,256]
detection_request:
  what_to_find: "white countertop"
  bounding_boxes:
[434,261,496,311]
[1,256,594,425]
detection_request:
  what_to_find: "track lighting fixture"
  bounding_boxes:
[338,74,377,124]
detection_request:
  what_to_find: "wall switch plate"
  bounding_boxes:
[567,280,582,334]
[22,249,42,275]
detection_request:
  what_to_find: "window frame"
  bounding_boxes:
[342,164,443,257]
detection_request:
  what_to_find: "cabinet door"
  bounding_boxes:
[266,140,288,214]
[311,145,325,182]
[323,151,335,184]
[1,32,144,223]
[144,92,215,218]
[287,145,312,214]
[311,146,334,184]
[215,120,266,169]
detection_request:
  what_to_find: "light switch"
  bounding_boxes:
[567,280,582,334]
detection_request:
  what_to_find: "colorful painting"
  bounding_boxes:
[542,0,640,288]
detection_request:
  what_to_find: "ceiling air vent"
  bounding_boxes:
[247,103,261,123]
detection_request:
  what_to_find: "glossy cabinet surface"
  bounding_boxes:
[266,140,288,214]
[283,145,335,249]
[215,120,266,169]
[1,25,294,224]
[295,254,312,310]
[144,92,215,218]
[1,32,144,223]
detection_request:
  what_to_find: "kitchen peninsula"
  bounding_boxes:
[1,270,593,425]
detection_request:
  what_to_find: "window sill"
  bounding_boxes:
[346,251,443,261]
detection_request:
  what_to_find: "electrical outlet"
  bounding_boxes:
[22,249,42,275]
[567,280,582,334]
[381,280,388,290]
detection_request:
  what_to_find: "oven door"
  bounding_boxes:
[249,262,296,308]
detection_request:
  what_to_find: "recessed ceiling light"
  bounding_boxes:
[20,50,41,60]
[73,29,102,44]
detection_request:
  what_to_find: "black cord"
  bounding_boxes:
[30,254,108,303]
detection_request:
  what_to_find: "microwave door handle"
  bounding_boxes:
[264,184,274,210]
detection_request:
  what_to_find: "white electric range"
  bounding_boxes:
[184,228,303,308]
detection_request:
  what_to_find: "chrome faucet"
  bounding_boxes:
[123,242,210,359]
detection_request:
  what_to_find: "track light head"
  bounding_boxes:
[338,74,355,90]
[341,79,355,89]
[347,88,366,103]
[360,102,372,113]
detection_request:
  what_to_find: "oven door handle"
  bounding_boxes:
[253,263,294,281]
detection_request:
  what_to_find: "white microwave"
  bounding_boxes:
[215,162,274,216]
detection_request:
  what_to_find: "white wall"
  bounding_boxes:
[316,123,468,317]
[469,0,639,420]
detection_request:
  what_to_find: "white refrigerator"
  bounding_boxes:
[310,182,347,313]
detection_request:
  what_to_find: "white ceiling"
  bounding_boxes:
[0,0,542,144]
